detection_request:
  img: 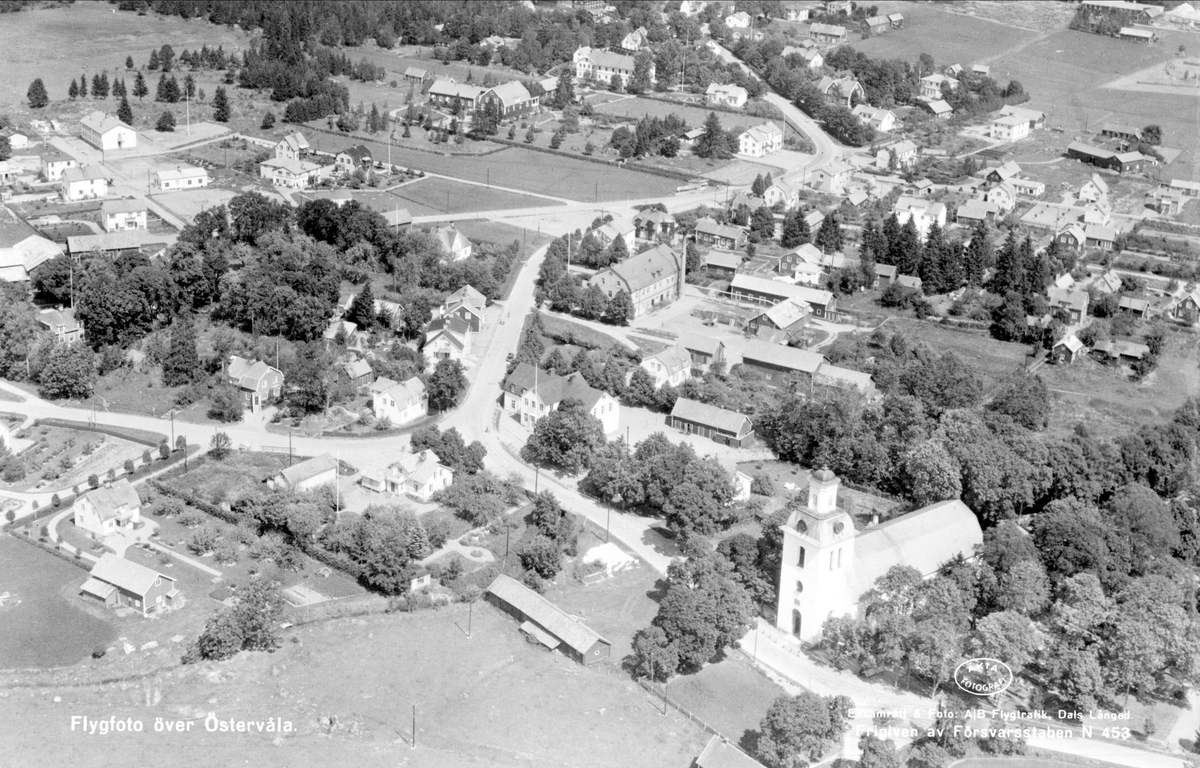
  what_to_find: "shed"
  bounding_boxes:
[669,398,754,447]
[486,574,611,666]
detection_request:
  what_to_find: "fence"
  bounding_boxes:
[634,678,746,749]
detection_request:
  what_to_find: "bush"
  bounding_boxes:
[87,473,100,489]
[188,525,220,555]
[51,494,61,508]
[750,475,774,496]
[426,519,451,549]
[124,459,136,475]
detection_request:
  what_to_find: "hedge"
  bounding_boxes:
[33,418,167,447]
[11,530,92,571]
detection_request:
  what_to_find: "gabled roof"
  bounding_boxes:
[154,165,208,182]
[371,375,426,405]
[814,362,873,393]
[81,111,130,135]
[1085,173,1109,195]
[926,99,953,115]
[1093,270,1122,293]
[338,144,372,164]
[78,479,140,521]
[61,166,108,184]
[101,198,146,215]
[998,105,1046,123]
[404,66,429,79]
[594,244,679,294]
[278,132,309,153]
[429,80,485,100]
[677,332,723,357]
[485,81,533,105]
[90,554,171,596]
[742,338,824,373]
[670,397,751,435]
[260,157,323,175]
[695,217,745,241]
[850,499,982,598]
[645,346,693,376]
[809,22,846,36]
[228,356,280,389]
[740,121,783,144]
[275,453,338,487]
[436,224,471,254]
[731,273,834,307]
[446,284,486,313]
[1084,223,1117,242]
[1119,296,1150,313]
[989,160,1021,180]
[758,297,811,329]
[863,15,888,28]
[340,358,372,379]
[1054,334,1085,353]
[502,363,608,411]
[891,139,918,155]
[391,449,449,486]
[487,574,610,655]
[957,199,999,220]
[704,249,743,270]
[37,307,79,334]
[1048,287,1089,312]
[706,83,748,99]
[576,46,637,72]
[695,735,767,768]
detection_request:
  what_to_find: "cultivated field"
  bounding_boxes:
[0,607,709,767]
[390,176,565,216]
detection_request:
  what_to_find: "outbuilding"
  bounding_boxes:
[486,574,612,666]
[669,398,753,447]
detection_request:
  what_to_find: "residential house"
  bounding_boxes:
[274,132,312,162]
[956,198,1000,226]
[100,199,147,232]
[730,273,836,317]
[501,362,620,434]
[680,0,711,16]
[679,126,706,151]
[706,83,749,108]
[1083,199,1112,226]
[726,10,752,28]
[919,74,958,100]
[572,46,651,87]
[817,75,864,107]
[1169,179,1200,198]
[482,82,537,117]
[423,315,471,364]
[73,479,141,538]
[381,450,454,502]
[886,139,919,169]
[1052,334,1086,364]
[783,46,825,69]
[1079,173,1109,202]
[339,358,374,389]
[997,104,1047,131]
[1150,186,1186,215]
[61,166,108,201]
[1011,178,1045,197]
[436,224,472,261]
[80,111,136,151]
[227,355,283,412]
[748,297,812,340]
[37,307,81,344]
[486,574,612,666]
[982,181,1017,213]
[990,113,1032,142]
[1119,296,1150,319]
[620,26,648,51]
[1092,270,1123,294]
[860,16,889,37]
[151,165,210,190]
[811,159,854,195]
[403,67,430,83]
[1048,287,1089,323]
[324,319,360,348]
[442,284,487,333]
[703,248,743,278]
[1101,124,1141,144]
[852,105,896,133]
[804,209,826,233]
[669,398,754,447]
[738,122,784,157]
[972,64,991,76]
[1024,204,1083,232]
[985,161,1021,185]
[335,145,373,176]
[1167,289,1200,323]
[825,0,853,13]
[632,209,677,243]
[741,338,825,387]
[944,64,965,77]
[537,76,559,102]
[874,263,898,289]
[678,333,726,368]
[695,217,747,250]
[1084,223,1117,251]
[268,454,339,492]
[589,244,682,318]
[763,179,800,209]
[258,157,325,189]
[640,346,692,388]
[814,362,876,397]
[923,99,953,119]
[427,80,485,112]
[892,196,946,238]
[371,376,427,425]
[81,554,177,617]
[1093,339,1151,363]
[779,243,823,276]
[783,3,812,22]
[5,131,29,150]
[1067,142,1145,174]
[589,215,636,253]
[1055,224,1086,252]
[809,23,847,44]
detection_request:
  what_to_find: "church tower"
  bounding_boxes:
[776,468,857,642]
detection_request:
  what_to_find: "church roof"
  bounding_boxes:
[849,499,982,600]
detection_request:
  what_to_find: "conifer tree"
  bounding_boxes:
[212,86,230,122]
[964,222,991,286]
[919,220,946,291]
[77,74,87,98]
[125,55,134,70]
[162,312,200,387]
[148,49,160,70]
[132,71,148,100]
[117,96,133,126]
[346,282,376,331]
[815,212,844,254]
[68,78,79,100]
[112,77,126,99]
[780,209,811,248]
[990,228,1023,296]
[261,111,275,129]
[751,173,766,197]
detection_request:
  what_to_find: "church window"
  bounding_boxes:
[833,522,844,535]
[837,548,843,567]
[796,520,808,534]
[797,547,806,568]
[795,580,804,593]
[829,551,835,570]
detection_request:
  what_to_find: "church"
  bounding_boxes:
[776,468,983,642]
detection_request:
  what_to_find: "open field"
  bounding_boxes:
[0,535,116,669]
[667,655,787,746]
[887,318,1032,394]
[0,606,709,767]
[594,96,779,135]
[390,176,565,216]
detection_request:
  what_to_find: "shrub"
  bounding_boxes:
[124,459,136,475]
[88,474,100,489]
[51,494,61,508]
[750,475,774,496]
[426,519,451,549]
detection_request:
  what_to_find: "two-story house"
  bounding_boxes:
[335,145,373,176]
[436,225,472,261]
[73,479,141,538]
[588,244,681,318]
[61,166,108,201]
[227,355,283,412]
[640,346,692,389]
[100,199,147,232]
[705,83,748,108]
[382,450,454,502]
[502,363,620,434]
[371,376,427,426]
[738,122,784,157]
[36,307,81,344]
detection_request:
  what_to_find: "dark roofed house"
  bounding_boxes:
[335,145,373,176]
[227,355,283,412]
[82,554,178,616]
[694,217,747,250]
[703,248,743,278]
[874,263,898,289]
[747,297,811,340]
[729,273,836,317]
[486,574,612,665]
[1092,339,1150,363]
[741,339,825,387]
[1067,142,1145,174]
[670,398,753,447]
[339,358,374,388]
[677,333,726,368]
[813,362,876,397]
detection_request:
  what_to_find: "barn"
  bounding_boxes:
[669,398,754,447]
[486,574,612,666]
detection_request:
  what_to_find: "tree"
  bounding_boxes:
[117,96,134,126]
[988,374,1050,431]
[132,71,148,100]
[212,86,230,122]
[901,439,962,507]
[68,78,79,100]
[427,358,467,411]
[815,212,843,254]
[858,734,902,768]
[162,312,200,387]
[158,44,176,73]
[261,110,276,129]
[519,534,562,579]
[39,341,94,400]
[209,432,233,460]
[969,611,1043,675]
[94,73,110,100]
[694,112,732,159]
[756,692,852,768]
[345,282,376,331]
[780,209,811,248]
[1142,125,1162,145]
[125,55,134,70]
[556,65,576,109]
[208,385,243,422]
[0,285,36,379]
[156,110,176,132]
[524,398,606,473]
[629,51,654,94]
[605,290,634,325]
[26,78,48,109]
[631,625,679,681]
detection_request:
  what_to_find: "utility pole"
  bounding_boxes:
[411,705,416,749]
[169,410,175,448]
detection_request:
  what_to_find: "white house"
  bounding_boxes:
[502,362,620,435]
[589,215,636,254]
[41,153,77,181]
[919,74,959,100]
[892,195,946,238]
[763,179,800,209]
[73,480,141,539]
[852,105,896,134]
[37,307,81,344]
[436,225,472,261]
[335,145,372,176]
[152,165,210,190]
[776,468,982,642]
[423,315,471,365]
[380,450,454,502]
[371,376,427,426]
[990,113,1031,143]
[573,46,652,87]
[274,132,311,162]
[100,199,147,232]
[1079,173,1109,203]
[705,83,748,109]
[80,111,136,151]
[267,454,339,492]
[726,10,752,28]
[640,346,692,388]
[60,166,108,201]
[738,122,783,157]
[5,131,29,150]
[259,157,325,189]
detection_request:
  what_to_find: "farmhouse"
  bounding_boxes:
[427,80,485,111]
[81,554,178,617]
[1067,142,1145,174]
[227,355,283,412]
[669,398,754,447]
[589,244,682,318]
[1048,288,1090,324]
[1101,123,1141,143]
[100,199,147,232]
[741,339,825,387]
[37,307,81,344]
[640,346,692,388]
[502,363,620,434]
[486,574,612,666]
[706,83,748,108]
[61,166,108,201]
[738,122,784,157]
[817,75,864,108]
[73,479,141,539]
[810,23,847,44]
[678,333,725,368]
[268,454,338,492]
[152,165,210,190]
[572,46,652,86]
[371,376,427,426]
[381,450,453,502]
[730,274,836,317]
[777,469,982,642]
[80,111,136,151]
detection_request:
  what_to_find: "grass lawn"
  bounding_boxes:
[593,96,787,137]
[388,176,566,215]
[541,312,635,352]
[668,655,788,747]
[454,219,553,250]
[888,317,1032,395]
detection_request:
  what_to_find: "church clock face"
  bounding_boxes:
[796,520,808,534]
